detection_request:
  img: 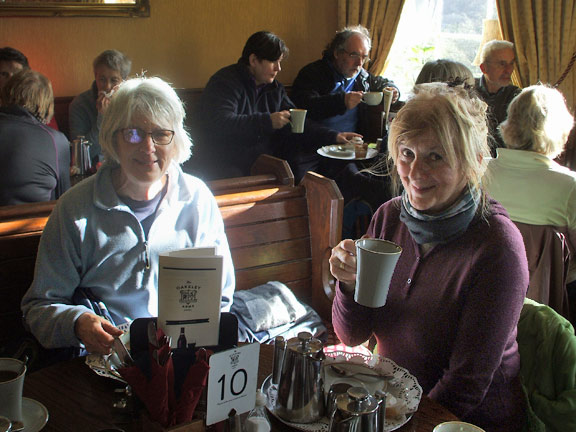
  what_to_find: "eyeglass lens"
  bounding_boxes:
[122,128,174,145]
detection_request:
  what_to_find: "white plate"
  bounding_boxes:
[22,398,49,432]
[262,351,422,432]
[317,146,378,160]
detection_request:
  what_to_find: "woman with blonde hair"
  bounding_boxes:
[330,82,528,431]
[485,84,576,283]
[0,69,70,205]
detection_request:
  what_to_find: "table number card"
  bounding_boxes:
[206,343,260,425]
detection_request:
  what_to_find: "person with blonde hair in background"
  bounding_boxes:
[485,84,576,288]
[0,69,70,205]
[330,82,528,431]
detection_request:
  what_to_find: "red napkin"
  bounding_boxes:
[174,348,211,425]
[118,329,211,428]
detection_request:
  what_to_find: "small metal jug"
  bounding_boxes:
[275,331,325,423]
[329,387,381,432]
[70,136,92,175]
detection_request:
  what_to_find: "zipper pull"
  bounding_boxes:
[145,241,150,270]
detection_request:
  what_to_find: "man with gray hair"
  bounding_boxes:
[291,25,399,136]
[69,49,132,164]
[475,40,521,155]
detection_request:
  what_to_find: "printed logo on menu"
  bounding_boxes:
[178,283,199,306]
[229,351,241,369]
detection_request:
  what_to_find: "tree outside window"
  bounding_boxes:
[383,0,498,99]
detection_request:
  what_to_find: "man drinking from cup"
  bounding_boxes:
[190,31,359,181]
[291,25,399,136]
[291,26,400,236]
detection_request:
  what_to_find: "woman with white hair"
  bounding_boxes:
[330,83,528,431]
[485,84,576,280]
[22,77,235,355]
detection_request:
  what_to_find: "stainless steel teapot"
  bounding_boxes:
[328,387,385,432]
[275,331,325,423]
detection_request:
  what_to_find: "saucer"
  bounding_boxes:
[22,398,48,432]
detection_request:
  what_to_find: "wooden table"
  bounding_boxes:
[23,344,458,432]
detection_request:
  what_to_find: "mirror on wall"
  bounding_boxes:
[0,0,150,17]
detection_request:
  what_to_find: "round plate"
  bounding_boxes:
[262,351,422,432]
[317,146,378,161]
[22,398,48,432]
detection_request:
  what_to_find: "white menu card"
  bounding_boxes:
[158,247,222,347]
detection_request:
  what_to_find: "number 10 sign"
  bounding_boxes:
[206,342,261,425]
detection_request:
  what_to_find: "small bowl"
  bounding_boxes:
[433,421,486,432]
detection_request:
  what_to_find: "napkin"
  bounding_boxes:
[118,327,211,428]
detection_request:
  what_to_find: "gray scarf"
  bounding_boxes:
[399,187,480,245]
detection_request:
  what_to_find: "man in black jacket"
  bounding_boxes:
[291,25,399,135]
[190,31,359,181]
[475,39,521,156]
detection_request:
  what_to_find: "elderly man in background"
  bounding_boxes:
[475,40,521,155]
[291,25,399,134]
[69,49,132,165]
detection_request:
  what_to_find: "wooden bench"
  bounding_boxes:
[0,155,343,356]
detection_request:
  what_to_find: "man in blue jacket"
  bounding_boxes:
[190,31,360,181]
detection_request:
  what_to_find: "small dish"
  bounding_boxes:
[317,147,378,161]
[21,398,48,432]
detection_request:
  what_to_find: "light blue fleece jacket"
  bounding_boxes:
[21,161,235,349]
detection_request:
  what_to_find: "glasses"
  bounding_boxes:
[118,128,175,146]
[487,60,515,68]
[341,49,371,64]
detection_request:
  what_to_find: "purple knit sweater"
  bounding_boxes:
[332,197,528,431]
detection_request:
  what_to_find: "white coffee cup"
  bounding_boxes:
[363,91,383,106]
[354,239,402,308]
[289,109,307,133]
[0,358,26,423]
[433,421,486,432]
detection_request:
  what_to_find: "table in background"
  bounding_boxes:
[23,343,459,431]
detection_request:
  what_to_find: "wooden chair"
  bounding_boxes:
[513,222,571,320]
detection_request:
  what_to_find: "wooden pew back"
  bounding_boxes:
[0,155,342,352]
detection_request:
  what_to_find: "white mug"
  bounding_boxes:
[354,239,402,308]
[363,91,383,106]
[0,358,26,423]
[289,109,307,133]
[433,421,486,432]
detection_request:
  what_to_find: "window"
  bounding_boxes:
[383,0,498,99]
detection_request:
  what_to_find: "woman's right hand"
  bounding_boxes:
[74,312,123,355]
[329,239,358,292]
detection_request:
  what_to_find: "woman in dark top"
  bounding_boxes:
[330,83,528,431]
[0,69,70,205]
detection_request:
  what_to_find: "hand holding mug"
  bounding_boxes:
[270,110,291,129]
[329,239,358,291]
[344,91,364,110]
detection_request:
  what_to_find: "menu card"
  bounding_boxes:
[158,247,223,348]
